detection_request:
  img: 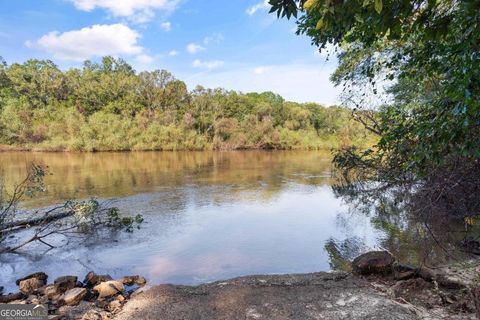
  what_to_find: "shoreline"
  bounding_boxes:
[0,145,334,153]
[2,252,477,319]
[115,270,476,320]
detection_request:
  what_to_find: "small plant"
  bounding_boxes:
[0,165,144,253]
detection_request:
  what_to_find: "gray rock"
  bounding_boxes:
[118,276,146,286]
[0,292,26,303]
[59,287,87,306]
[84,272,113,288]
[54,276,78,293]
[352,251,395,275]
[93,281,124,299]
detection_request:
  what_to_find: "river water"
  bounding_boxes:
[0,151,385,291]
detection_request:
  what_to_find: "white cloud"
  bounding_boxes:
[246,0,270,16]
[160,22,172,32]
[203,33,224,45]
[254,66,270,75]
[168,50,179,56]
[135,54,154,64]
[186,43,206,54]
[70,0,180,23]
[35,24,144,61]
[192,59,224,70]
[184,63,341,105]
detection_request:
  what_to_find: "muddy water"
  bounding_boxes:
[0,151,383,291]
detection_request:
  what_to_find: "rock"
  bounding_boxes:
[135,276,147,286]
[118,275,146,286]
[42,284,59,299]
[98,275,113,283]
[84,272,113,287]
[0,292,26,303]
[352,251,395,275]
[59,287,87,306]
[107,300,122,313]
[16,272,48,285]
[115,295,125,302]
[84,272,99,287]
[58,301,94,319]
[84,289,98,302]
[93,281,124,299]
[19,277,46,294]
[95,300,109,309]
[54,276,78,293]
[81,310,103,320]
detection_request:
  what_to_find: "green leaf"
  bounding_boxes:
[374,0,383,14]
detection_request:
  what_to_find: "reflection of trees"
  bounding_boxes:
[0,151,334,208]
[324,237,367,271]
[331,180,475,267]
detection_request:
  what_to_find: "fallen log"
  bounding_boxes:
[0,207,73,233]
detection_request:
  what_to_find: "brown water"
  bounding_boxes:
[0,151,383,290]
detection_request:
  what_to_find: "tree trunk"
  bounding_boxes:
[0,210,74,233]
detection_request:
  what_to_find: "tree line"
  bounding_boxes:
[0,57,373,151]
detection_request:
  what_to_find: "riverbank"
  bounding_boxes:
[115,270,476,320]
[2,252,478,319]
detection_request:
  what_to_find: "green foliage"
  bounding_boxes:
[271,0,480,180]
[0,56,373,151]
[66,199,144,233]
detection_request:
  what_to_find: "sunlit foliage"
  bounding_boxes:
[0,56,373,151]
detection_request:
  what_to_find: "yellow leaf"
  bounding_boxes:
[304,0,318,11]
[316,17,324,30]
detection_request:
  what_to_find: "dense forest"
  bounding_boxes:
[0,57,373,152]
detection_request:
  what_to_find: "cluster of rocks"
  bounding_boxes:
[351,250,477,317]
[0,271,147,319]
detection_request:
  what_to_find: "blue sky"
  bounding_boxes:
[0,0,340,104]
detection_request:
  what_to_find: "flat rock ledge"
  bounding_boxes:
[115,272,418,320]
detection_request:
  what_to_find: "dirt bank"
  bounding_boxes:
[114,271,473,320]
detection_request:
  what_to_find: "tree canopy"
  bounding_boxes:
[0,56,373,151]
[271,0,480,180]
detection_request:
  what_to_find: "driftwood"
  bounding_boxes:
[0,206,73,233]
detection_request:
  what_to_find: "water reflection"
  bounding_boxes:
[331,181,476,269]
[0,151,333,208]
[0,151,381,291]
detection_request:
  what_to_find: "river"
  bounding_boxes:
[0,151,384,291]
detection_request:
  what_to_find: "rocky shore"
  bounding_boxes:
[0,271,147,319]
[1,251,478,319]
